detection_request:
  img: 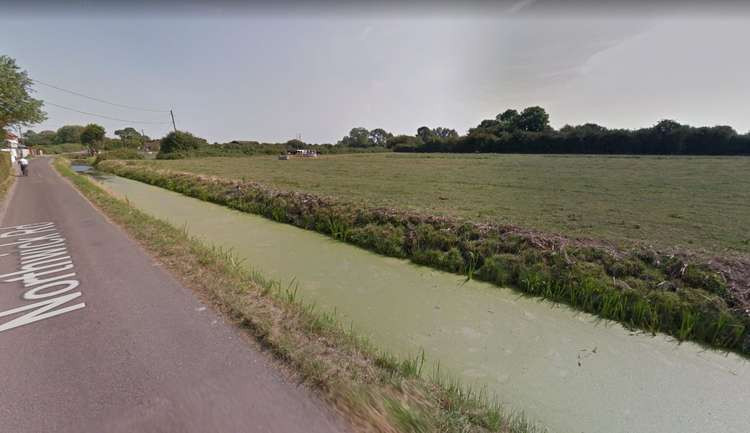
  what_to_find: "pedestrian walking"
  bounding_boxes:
[19,157,29,176]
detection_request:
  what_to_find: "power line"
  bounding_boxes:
[44,101,170,125]
[33,79,170,113]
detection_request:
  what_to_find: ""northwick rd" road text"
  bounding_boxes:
[0,222,85,332]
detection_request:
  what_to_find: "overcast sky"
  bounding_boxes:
[2,1,749,143]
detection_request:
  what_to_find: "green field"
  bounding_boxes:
[141,153,750,257]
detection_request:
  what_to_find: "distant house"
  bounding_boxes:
[2,130,30,162]
[144,139,160,153]
[4,131,18,146]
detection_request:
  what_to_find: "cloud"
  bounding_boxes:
[506,0,537,15]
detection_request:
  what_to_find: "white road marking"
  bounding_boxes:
[0,222,85,332]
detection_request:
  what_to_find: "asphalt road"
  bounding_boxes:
[0,158,349,433]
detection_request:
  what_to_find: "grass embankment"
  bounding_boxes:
[142,153,750,256]
[97,159,750,356]
[0,152,15,198]
[55,158,544,433]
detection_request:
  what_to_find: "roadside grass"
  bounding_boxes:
[54,158,547,433]
[138,153,750,257]
[95,159,750,356]
[0,152,15,199]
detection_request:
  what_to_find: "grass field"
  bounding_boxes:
[141,153,750,257]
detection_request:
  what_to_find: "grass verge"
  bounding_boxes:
[95,159,750,356]
[55,157,547,433]
[0,152,15,199]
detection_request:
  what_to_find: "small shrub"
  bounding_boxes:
[682,264,728,297]
[349,223,406,257]
[478,254,520,286]
[158,130,207,156]
[605,257,645,278]
[443,248,465,273]
[413,224,455,251]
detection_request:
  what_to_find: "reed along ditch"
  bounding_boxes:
[89,171,749,433]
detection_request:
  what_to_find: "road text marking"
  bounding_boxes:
[0,222,85,332]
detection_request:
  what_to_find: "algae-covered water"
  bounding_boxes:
[93,173,750,433]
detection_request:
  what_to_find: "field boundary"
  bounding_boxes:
[96,159,750,356]
[56,158,546,433]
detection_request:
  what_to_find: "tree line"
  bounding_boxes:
[23,125,151,148]
[385,107,750,155]
[6,52,749,157]
[17,112,750,159]
[156,132,388,159]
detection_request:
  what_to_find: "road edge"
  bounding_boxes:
[0,172,18,226]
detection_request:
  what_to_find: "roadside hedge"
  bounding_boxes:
[97,160,750,356]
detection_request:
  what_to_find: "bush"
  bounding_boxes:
[94,148,144,163]
[479,254,521,286]
[80,124,105,150]
[349,223,406,257]
[158,131,207,156]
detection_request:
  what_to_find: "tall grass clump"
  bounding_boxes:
[96,160,750,356]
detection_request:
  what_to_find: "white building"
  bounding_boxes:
[2,130,29,162]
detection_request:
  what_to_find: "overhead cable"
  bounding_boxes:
[33,79,170,113]
[44,101,170,125]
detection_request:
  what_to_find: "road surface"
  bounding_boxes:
[0,158,349,433]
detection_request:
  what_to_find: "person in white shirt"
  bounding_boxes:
[19,157,29,176]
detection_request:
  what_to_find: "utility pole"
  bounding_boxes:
[15,125,23,156]
[141,129,146,151]
[170,109,177,132]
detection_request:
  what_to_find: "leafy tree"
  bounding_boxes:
[0,55,46,130]
[416,126,435,142]
[653,119,682,135]
[114,126,146,148]
[433,127,458,138]
[55,125,85,144]
[114,127,142,140]
[495,109,521,131]
[80,123,106,153]
[23,129,57,146]
[159,130,207,155]
[285,138,306,148]
[368,128,393,147]
[516,106,550,132]
[386,134,422,151]
[496,109,519,123]
[338,127,371,147]
[479,119,501,129]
